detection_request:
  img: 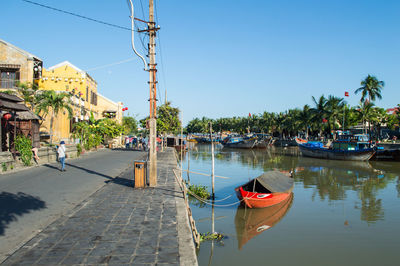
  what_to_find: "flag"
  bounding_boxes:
[345,91,349,97]
[249,113,251,117]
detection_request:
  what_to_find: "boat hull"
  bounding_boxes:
[235,186,292,208]
[223,138,257,149]
[298,144,375,161]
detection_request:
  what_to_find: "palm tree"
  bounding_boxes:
[355,75,384,103]
[298,105,312,139]
[311,95,328,136]
[35,90,73,144]
[326,95,344,134]
[355,101,375,134]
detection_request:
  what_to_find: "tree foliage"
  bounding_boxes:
[141,101,181,134]
[122,116,138,135]
[72,113,123,150]
[35,90,73,144]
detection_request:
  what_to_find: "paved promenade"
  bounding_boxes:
[2,148,198,266]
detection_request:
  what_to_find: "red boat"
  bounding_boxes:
[235,170,294,208]
[235,193,293,249]
[295,137,308,145]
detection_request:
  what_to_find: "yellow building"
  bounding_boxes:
[38,61,123,143]
[0,38,42,90]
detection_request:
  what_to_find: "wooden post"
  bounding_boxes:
[210,122,215,199]
[0,117,2,152]
[180,117,183,178]
[148,0,158,187]
[13,111,16,156]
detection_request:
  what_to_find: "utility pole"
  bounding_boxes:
[148,0,158,187]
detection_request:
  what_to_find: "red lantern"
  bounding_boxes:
[3,113,12,120]
[345,91,349,97]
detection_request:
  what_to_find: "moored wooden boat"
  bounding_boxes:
[298,135,375,161]
[235,170,294,208]
[222,136,257,149]
[295,137,308,145]
[235,193,293,249]
[371,143,400,161]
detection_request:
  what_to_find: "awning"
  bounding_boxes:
[0,100,30,111]
[255,171,294,193]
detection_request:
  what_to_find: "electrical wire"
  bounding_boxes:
[85,58,136,71]
[128,0,148,70]
[21,0,137,32]
[154,0,167,104]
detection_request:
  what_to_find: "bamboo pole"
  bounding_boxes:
[210,122,215,199]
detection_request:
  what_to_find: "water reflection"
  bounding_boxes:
[234,193,293,249]
[185,145,399,224]
[186,145,400,265]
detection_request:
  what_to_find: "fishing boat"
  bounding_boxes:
[235,193,293,249]
[295,137,308,145]
[372,143,400,161]
[298,134,375,161]
[253,133,272,148]
[235,170,294,208]
[222,135,257,149]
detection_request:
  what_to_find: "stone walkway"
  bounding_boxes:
[2,148,197,266]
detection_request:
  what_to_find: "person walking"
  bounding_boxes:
[57,141,67,171]
[125,136,130,149]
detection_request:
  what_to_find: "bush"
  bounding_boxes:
[188,184,211,199]
[76,143,82,156]
[15,135,32,166]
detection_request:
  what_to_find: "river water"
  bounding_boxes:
[180,144,400,266]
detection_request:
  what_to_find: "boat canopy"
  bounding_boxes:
[255,171,294,193]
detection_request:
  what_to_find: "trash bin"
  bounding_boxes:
[134,160,147,188]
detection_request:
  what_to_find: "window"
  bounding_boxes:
[86,86,89,101]
[0,68,20,89]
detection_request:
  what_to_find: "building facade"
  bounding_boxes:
[0,39,42,90]
[38,61,123,142]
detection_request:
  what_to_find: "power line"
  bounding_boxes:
[154,0,167,104]
[21,0,137,32]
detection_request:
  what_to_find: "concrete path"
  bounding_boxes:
[0,149,146,263]
[2,148,198,265]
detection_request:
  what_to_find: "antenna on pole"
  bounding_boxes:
[128,0,148,71]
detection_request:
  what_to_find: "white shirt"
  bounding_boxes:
[57,145,66,158]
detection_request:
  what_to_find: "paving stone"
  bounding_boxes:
[131,254,157,264]
[3,149,197,266]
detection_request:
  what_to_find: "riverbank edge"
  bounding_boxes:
[171,148,199,266]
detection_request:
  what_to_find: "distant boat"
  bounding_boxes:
[235,170,294,208]
[166,136,187,151]
[298,134,375,161]
[222,135,257,149]
[254,134,272,148]
[235,193,293,249]
[295,137,308,145]
[372,143,400,161]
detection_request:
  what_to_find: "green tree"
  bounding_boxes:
[141,101,182,135]
[297,105,312,139]
[16,81,39,111]
[35,90,73,144]
[311,95,328,135]
[355,101,375,134]
[355,75,384,103]
[326,95,344,134]
[122,116,138,135]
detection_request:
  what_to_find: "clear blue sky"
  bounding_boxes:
[2,0,399,124]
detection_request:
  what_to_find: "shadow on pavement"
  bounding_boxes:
[0,192,46,236]
[42,163,114,180]
[111,148,147,152]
